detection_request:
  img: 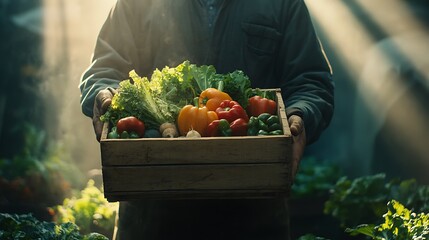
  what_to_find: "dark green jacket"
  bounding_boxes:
[79,0,334,143]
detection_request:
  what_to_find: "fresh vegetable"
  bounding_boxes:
[247,95,277,117]
[143,129,161,138]
[268,130,283,135]
[162,128,179,138]
[186,130,202,138]
[159,123,178,138]
[149,61,202,107]
[177,98,218,136]
[229,118,248,136]
[198,81,232,111]
[120,131,130,139]
[246,116,259,136]
[257,113,272,123]
[107,127,119,139]
[247,114,283,136]
[116,116,145,137]
[215,100,249,123]
[209,70,252,108]
[101,70,178,130]
[206,119,232,137]
[266,115,280,126]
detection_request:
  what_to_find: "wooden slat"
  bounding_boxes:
[101,136,291,166]
[104,189,289,201]
[103,163,290,192]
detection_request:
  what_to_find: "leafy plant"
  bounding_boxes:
[54,179,118,236]
[296,234,332,240]
[0,123,83,206]
[346,200,429,239]
[0,213,108,240]
[102,70,179,129]
[324,173,429,228]
[150,60,211,105]
[209,69,252,108]
[291,157,341,199]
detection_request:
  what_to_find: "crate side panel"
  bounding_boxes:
[275,91,292,137]
[102,163,289,193]
[101,136,292,166]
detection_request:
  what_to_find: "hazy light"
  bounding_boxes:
[42,0,117,174]
[306,0,376,77]
[306,0,429,176]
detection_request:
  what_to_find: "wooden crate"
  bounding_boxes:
[100,89,293,201]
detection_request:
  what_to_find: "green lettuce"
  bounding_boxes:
[101,61,254,128]
[102,70,178,129]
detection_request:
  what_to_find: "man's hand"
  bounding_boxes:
[93,89,116,141]
[288,115,306,180]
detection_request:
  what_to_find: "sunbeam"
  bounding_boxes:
[306,0,429,181]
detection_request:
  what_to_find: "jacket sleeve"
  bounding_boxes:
[79,0,141,118]
[278,0,334,144]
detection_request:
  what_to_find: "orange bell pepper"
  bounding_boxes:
[177,99,218,137]
[198,81,232,111]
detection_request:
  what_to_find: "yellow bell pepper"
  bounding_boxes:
[198,88,232,111]
[177,100,218,136]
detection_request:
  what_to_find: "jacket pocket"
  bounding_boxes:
[241,22,282,56]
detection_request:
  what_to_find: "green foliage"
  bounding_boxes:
[0,124,47,180]
[55,179,118,235]
[209,70,252,108]
[346,200,429,239]
[291,157,341,199]
[0,123,82,205]
[324,173,429,228]
[0,213,108,240]
[296,234,332,240]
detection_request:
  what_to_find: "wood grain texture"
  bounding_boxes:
[101,136,291,165]
[102,163,290,200]
[104,190,288,201]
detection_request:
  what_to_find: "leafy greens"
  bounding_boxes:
[101,61,254,128]
[101,70,179,129]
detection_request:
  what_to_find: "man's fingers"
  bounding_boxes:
[93,89,115,142]
[96,89,114,114]
[288,115,304,136]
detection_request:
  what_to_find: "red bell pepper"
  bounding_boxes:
[247,95,277,117]
[215,100,249,123]
[206,119,232,137]
[230,118,248,136]
[207,118,247,136]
